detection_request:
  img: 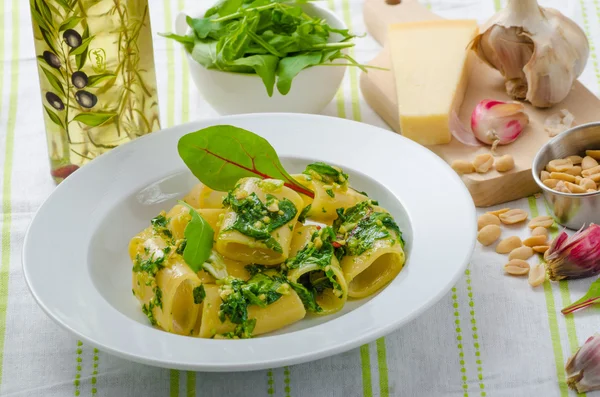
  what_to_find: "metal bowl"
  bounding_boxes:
[532,122,600,230]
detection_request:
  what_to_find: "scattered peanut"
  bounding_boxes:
[452,160,475,175]
[528,263,546,287]
[543,179,560,189]
[486,208,510,217]
[523,235,548,247]
[549,172,576,183]
[566,155,583,165]
[582,156,599,170]
[509,246,535,261]
[496,236,522,254]
[504,259,530,276]
[547,159,573,173]
[499,209,528,225]
[477,213,501,230]
[565,166,583,176]
[540,171,551,181]
[495,155,515,172]
[533,245,550,254]
[586,150,600,160]
[531,227,549,238]
[565,182,586,194]
[477,225,502,246]
[473,153,494,173]
[528,216,554,229]
[582,165,600,177]
[580,178,597,190]
[588,173,600,183]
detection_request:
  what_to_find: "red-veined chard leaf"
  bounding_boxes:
[179,201,214,273]
[177,125,314,198]
[562,278,600,314]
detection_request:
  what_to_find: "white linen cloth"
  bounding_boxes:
[1,0,599,396]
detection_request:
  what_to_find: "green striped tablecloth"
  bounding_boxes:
[1,0,600,396]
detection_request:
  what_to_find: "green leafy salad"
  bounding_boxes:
[160,0,370,96]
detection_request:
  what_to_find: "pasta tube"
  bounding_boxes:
[287,225,348,315]
[333,200,406,298]
[292,163,367,224]
[216,177,303,265]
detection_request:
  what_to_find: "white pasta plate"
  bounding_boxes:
[23,113,476,371]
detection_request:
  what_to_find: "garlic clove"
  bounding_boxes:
[546,224,600,280]
[470,99,529,149]
[566,334,600,392]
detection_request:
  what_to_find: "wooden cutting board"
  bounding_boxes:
[360,0,600,207]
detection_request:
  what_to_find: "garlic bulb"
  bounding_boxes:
[471,0,589,108]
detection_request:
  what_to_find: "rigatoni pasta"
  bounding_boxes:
[128,162,406,340]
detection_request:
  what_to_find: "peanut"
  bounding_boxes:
[588,173,600,183]
[528,263,546,287]
[582,165,600,177]
[504,259,530,276]
[509,246,535,261]
[555,181,571,193]
[543,179,560,189]
[588,189,598,193]
[532,227,549,238]
[523,235,547,247]
[582,156,599,170]
[575,176,583,184]
[566,155,583,165]
[477,225,502,246]
[547,159,573,173]
[495,155,515,172]
[486,208,510,217]
[585,150,600,160]
[528,216,554,229]
[533,245,550,254]
[541,171,551,181]
[499,209,528,225]
[452,160,475,175]
[566,182,587,194]
[580,178,597,190]
[473,153,494,173]
[477,213,501,230]
[565,166,583,176]
[550,172,576,183]
[496,236,522,254]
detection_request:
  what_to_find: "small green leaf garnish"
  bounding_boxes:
[178,125,313,198]
[179,201,214,272]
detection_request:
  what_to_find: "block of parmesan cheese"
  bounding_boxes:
[388,20,479,146]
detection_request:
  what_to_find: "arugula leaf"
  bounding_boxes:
[276,52,322,95]
[179,201,214,272]
[562,278,600,314]
[231,55,279,96]
[178,125,314,197]
[186,16,218,39]
[189,40,219,68]
[158,32,195,46]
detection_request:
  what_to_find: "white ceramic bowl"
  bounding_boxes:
[23,114,476,371]
[175,4,347,115]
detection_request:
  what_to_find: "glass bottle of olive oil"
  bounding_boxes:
[29,0,161,182]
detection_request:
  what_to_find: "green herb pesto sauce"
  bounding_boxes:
[217,271,289,338]
[151,214,173,239]
[193,285,206,304]
[222,191,297,252]
[133,245,170,327]
[333,200,404,258]
[285,227,343,311]
[302,162,348,186]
